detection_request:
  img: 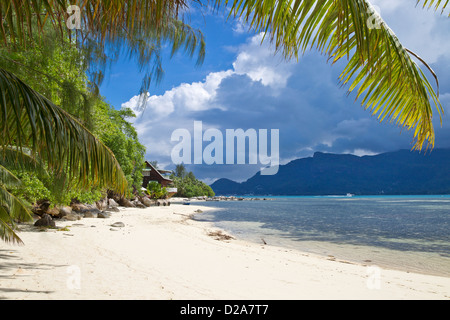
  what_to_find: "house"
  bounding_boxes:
[142,161,177,197]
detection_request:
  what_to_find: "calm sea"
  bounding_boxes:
[195,195,450,277]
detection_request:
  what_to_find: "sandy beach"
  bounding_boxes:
[1,203,449,300]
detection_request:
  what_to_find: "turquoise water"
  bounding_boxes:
[195,195,450,276]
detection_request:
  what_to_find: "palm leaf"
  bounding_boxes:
[0,68,127,194]
[0,165,32,244]
[0,163,22,189]
[416,0,450,15]
[0,1,206,94]
[0,146,48,178]
[219,0,443,150]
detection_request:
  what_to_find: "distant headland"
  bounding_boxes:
[210,149,450,196]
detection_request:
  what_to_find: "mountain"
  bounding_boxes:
[210,149,450,196]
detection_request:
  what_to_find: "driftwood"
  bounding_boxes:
[173,212,194,219]
[207,230,235,241]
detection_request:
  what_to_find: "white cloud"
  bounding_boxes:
[233,33,293,89]
[121,33,294,121]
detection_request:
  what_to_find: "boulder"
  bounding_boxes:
[62,213,81,221]
[118,198,136,208]
[82,211,97,218]
[132,199,146,208]
[32,201,50,216]
[96,198,108,211]
[58,206,72,218]
[140,197,153,207]
[46,207,60,216]
[105,206,120,212]
[97,211,110,218]
[71,203,89,212]
[34,214,55,227]
[108,198,119,208]
[111,222,125,228]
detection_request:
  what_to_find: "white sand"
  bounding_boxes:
[1,204,449,300]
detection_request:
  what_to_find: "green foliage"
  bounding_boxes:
[9,170,103,206]
[170,166,215,198]
[9,171,52,205]
[146,181,168,199]
[0,25,95,129]
[92,100,146,197]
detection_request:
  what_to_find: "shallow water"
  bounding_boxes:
[195,195,450,277]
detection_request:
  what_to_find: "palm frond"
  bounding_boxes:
[416,0,450,15]
[0,207,25,245]
[0,68,128,194]
[0,163,21,189]
[0,146,48,178]
[0,172,32,244]
[219,0,442,150]
[0,1,206,94]
[0,0,187,45]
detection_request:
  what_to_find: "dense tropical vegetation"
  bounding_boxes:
[0,0,206,243]
[0,0,447,243]
[171,164,215,198]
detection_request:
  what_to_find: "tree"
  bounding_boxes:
[171,170,215,198]
[175,164,187,178]
[92,101,146,196]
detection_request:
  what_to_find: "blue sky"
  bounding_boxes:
[99,0,450,184]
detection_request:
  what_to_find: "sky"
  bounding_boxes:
[99,0,450,184]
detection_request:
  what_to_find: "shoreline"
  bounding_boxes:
[1,203,449,299]
[185,196,450,278]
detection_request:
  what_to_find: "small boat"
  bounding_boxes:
[346,193,354,197]
[183,199,191,205]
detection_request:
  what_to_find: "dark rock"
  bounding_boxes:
[105,206,120,212]
[58,206,72,218]
[119,198,136,208]
[34,214,55,227]
[62,213,81,221]
[82,211,97,218]
[108,198,119,208]
[111,222,125,228]
[71,203,89,212]
[132,199,146,208]
[140,197,153,207]
[46,207,60,216]
[96,198,108,211]
[97,211,110,218]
